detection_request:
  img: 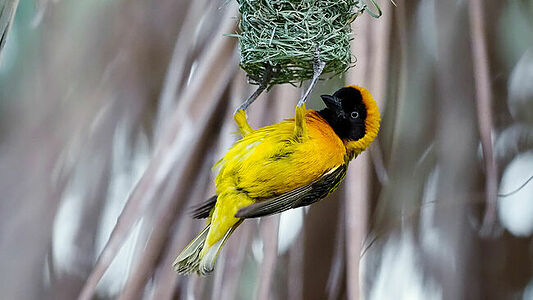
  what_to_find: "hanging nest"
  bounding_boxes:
[233,0,379,86]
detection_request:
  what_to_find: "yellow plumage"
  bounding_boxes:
[173,85,380,275]
[205,107,346,254]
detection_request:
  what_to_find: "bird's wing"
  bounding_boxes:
[189,195,217,219]
[235,164,347,218]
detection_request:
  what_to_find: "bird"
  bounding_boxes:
[173,85,380,275]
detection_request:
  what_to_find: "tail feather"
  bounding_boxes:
[190,195,217,219]
[173,220,243,276]
[198,220,242,275]
[173,225,210,274]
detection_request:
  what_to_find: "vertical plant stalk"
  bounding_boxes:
[256,215,280,300]
[434,0,480,297]
[345,13,371,300]
[388,0,409,166]
[326,200,346,300]
[288,220,305,300]
[367,0,392,187]
[345,1,391,297]
[370,142,389,185]
[469,0,498,234]
[344,158,370,300]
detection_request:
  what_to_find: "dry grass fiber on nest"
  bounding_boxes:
[233,0,367,86]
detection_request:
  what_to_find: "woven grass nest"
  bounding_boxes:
[234,0,378,86]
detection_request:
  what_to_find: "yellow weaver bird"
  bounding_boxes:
[173,85,380,275]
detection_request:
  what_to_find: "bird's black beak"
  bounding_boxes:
[321,95,342,111]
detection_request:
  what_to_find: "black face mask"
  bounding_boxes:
[318,87,367,141]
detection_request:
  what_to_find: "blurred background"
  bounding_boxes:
[1,0,533,299]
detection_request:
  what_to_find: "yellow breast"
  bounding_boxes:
[214,110,346,199]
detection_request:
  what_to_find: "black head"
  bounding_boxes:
[317,86,367,141]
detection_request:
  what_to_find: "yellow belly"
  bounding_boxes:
[216,111,345,196]
[202,110,345,251]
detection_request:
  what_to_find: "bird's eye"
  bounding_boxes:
[350,111,359,119]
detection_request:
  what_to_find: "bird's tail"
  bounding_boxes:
[173,220,242,276]
[172,224,210,275]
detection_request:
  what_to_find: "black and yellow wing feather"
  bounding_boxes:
[235,164,347,218]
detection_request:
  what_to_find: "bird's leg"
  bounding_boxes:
[233,87,262,137]
[234,65,273,137]
[294,47,326,139]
